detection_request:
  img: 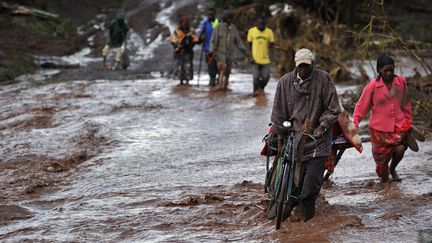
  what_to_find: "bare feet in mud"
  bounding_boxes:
[380,177,389,183]
[104,64,112,70]
[252,88,265,97]
[380,168,390,183]
[380,168,402,183]
[209,86,231,93]
[174,83,192,90]
[176,82,191,86]
[390,169,402,182]
[111,62,119,71]
[102,63,120,71]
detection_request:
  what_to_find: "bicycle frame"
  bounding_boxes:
[265,121,317,229]
[284,128,297,204]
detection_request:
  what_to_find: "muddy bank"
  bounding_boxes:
[0,0,140,82]
[0,0,208,83]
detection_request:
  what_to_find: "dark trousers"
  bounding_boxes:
[207,58,218,86]
[295,156,326,221]
[252,63,270,92]
[299,156,326,201]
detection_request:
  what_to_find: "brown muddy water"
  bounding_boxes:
[0,73,431,242]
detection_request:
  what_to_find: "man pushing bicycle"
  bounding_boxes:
[269,48,341,222]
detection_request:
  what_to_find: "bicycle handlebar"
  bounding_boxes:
[270,122,317,141]
[269,121,318,158]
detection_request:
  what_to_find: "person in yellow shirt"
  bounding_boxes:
[247,17,275,96]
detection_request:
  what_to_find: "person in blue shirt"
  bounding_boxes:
[198,8,220,87]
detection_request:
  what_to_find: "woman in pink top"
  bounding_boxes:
[354,54,412,183]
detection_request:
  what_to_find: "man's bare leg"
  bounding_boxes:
[217,62,227,90]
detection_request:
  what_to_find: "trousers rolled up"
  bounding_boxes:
[252,63,271,92]
[216,55,232,90]
[102,45,122,62]
[207,58,218,86]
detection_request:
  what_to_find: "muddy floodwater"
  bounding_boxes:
[0,73,431,242]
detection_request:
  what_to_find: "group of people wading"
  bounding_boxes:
[167,7,424,222]
[101,8,424,224]
[168,9,274,95]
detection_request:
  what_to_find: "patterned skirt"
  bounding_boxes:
[369,126,409,176]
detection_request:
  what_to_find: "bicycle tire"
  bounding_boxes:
[276,162,290,229]
[266,155,283,219]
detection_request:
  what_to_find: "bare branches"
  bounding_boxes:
[353,0,432,77]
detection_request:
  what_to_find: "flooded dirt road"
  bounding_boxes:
[1,73,431,242]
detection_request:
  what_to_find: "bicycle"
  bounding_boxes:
[264,121,317,230]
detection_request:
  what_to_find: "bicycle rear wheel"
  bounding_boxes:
[276,162,290,229]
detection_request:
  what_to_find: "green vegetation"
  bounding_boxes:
[31,16,75,38]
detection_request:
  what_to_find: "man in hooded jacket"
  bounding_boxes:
[102,13,129,70]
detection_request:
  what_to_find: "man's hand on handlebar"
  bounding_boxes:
[313,126,327,139]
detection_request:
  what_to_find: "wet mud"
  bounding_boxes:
[0,74,431,242]
[1,0,432,241]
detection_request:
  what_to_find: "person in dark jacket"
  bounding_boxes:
[102,13,129,70]
[268,48,341,222]
[209,10,249,91]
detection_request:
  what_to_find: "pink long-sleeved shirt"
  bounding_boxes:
[353,75,412,132]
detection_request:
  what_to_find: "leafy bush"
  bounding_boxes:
[32,17,75,38]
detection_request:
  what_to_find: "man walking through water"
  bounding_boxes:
[209,10,249,91]
[269,48,341,222]
[198,8,220,87]
[247,16,275,96]
[102,12,129,70]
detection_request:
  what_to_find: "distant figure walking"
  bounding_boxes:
[102,13,129,70]
[247,16,275,96]
[198,8,220,87]
[209,10,249,91]
[169,16,199,85]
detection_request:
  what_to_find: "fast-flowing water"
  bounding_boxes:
[0,72,431,242]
